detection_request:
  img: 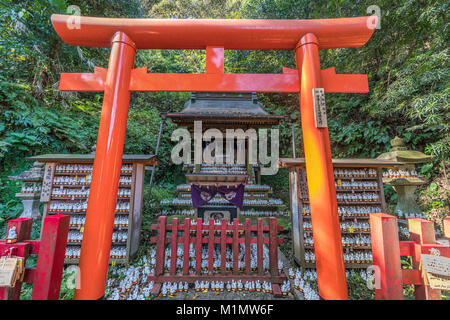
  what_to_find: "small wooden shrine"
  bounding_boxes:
[279,158,402,270]
[28,153,158,264]
[163,92,286,221]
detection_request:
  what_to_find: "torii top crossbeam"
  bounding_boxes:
[52,14,373,49]
[53,15,372,93]
[50,14,377,301]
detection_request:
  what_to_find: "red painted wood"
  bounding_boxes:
[150,282,161,296]
[52,15,376,50]
[6,218,33,242]
[170,218,178,275]
[409,218,436,245]
[195,218,202,275]
[206,47,224,74]
[444,218,450,240]
[182,218,190,275]
[73,32,136,300]
[161,223,272,232]
[0,243,31,300]
[52,14,375,300]
[61,71,300,93]
[0,242,12,253]
[320,68,368,93]
[420,244,450,257]
[22,268,36,283]
[408,219,442,300]
[153,237,281,245]
[155,216,166,276]
[23,240,40,255]
[370,213,403,300]
[399,241,414,256]
[296,33,348,300]
[0,218,34,300]
[31,214,69,300]
[394,241,448,259]
[220,219,227,275]
[245,219,251,274]
[257,219,264,275]
[232,219,239,274]
[269,218,279,276]
[149,217,286,293]
[60,67,369,95]
[208,219,214,274]
[272,284,282,298]
[372,216,449,300]
[402,269,423,285]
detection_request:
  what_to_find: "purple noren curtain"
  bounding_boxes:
[191,184,244,208]
[191,184,217,208]
[217,184,244,207]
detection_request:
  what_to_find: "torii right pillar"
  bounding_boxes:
[295,33,348,300]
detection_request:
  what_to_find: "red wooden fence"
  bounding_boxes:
[149,217,285,296]
[370,213,449,300]
[0,215,69,300]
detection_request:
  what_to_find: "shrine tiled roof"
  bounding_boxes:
[167,92,285,127]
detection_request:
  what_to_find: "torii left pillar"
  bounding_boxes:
[74,32,136,300]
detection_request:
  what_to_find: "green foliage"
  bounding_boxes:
[148,0,241,19]
[347,273,375,300]
[21,265,78,300]
[261,167,290,204]
[58,267,76,300]
[0,160,26,235]
[419,174,449,224]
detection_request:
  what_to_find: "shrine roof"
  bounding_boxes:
[167,92,285,127]
[185,173,248,186]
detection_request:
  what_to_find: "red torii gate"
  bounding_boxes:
[51,14,377,300]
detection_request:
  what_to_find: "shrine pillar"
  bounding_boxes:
[295,33,348,300]
[74,32,136,300]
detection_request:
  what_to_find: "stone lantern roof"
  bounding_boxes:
[8,161,45,182]
[377,136,433,164]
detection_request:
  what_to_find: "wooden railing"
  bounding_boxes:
[149,217,285,296]
[370,213,449,300]
[0,215,69,300]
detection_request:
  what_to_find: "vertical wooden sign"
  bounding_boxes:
[312,88,327,128]
[40,163,55,202]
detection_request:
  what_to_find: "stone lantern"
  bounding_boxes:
[377,136,433,219]
[8,161,44,219]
